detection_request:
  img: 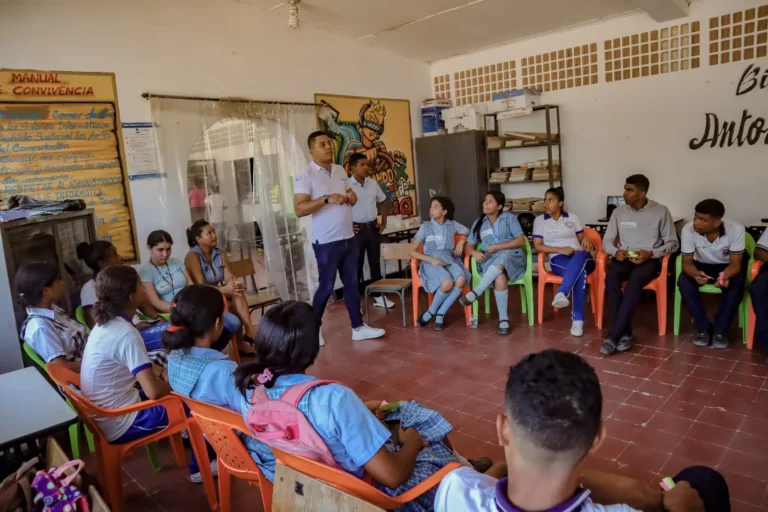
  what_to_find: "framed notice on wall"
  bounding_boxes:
[0,69,138,261]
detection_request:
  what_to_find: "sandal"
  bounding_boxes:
[418,312,434,327]
[469,457,493,473]
[239,336,256,356]
[434,314,445,331]
[498,320,510,335]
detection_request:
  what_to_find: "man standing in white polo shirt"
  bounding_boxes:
[678,199,746,349]
[294,131,385,345]
[348,153,394,309]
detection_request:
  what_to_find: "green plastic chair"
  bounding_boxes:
[469,237,534,326]
[136,310,170,322]
[673,232,755,344]
[72,308,163,471]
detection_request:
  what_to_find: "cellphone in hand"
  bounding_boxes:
[383,419,401,446]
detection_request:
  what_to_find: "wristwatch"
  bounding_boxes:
[323,195,329,204]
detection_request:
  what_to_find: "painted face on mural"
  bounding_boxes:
[361,126,381,143]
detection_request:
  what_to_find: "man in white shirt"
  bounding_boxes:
[678,199,746,349]
[294,131,385,345]
[434,349,730,512]
[348,153,394,309]
[749,228,768,363]
[205,184,228,249]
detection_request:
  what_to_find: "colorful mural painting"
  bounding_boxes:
[315,93,417,217]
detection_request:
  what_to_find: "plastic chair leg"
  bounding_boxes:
[519,286,527,315]
[69,423,81,459]
[99,449,125,512]
[537,281,545,324]
[484,289,490,315]
[525,279,534,325]
[218,463,232,512]
[657,291,667,336]
[170,433,187,468]
[84,426,96,453]
[146,442,162,472]
[673,286,682,335]
[412,290,420,326]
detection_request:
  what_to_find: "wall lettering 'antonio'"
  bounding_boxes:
[689,64,768,150]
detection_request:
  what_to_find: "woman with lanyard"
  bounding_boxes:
[460,191,526,335]
[184,220,257,354]
[139,230,243,353]
[531,187,594,337]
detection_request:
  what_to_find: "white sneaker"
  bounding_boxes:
[318,331,326,347]
[374,296,396,308]
[552,292,570,309]
[570,320,584,337]
[190,460,219,483]
[352,324,386,341]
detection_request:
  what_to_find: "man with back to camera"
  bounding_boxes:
[601,174,679,356]
[347,152,395,309]
[434,348,730,512]
[293,131,385,346]
[748,229,768,364]
[678,199,747,349]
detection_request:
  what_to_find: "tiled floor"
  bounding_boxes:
[98,290,768,511]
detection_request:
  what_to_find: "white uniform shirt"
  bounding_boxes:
[680,218,745,265]
[21,306,86,363]
[294,161,353,244]
[532,212,584,261]
[80,317,153,441]
[204,193,227,224]
[348,176,386,223]
[434,467,639,512]
[758,229,768,253]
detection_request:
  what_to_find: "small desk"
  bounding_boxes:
[0,367,77,451]
[382,226,420,274]
[585,218,685,236]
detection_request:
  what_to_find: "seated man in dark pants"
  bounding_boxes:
[601,174,679,356]
[347,153,393,309]
[749,229,768,363]
[678,199,746,349]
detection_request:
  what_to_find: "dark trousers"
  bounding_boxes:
[678,258,747,335]
[355,223,382,290]
[749,265,768,351]
[312,237,363,328]
[605,258,662,340]
[674,466,730,512]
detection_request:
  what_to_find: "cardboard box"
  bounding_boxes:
[421,99,451,135]
[445,114,495,133]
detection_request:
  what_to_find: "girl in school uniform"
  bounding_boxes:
[17,261,86,373]
[184,220,256,354]
[408,196,470,331]
[532,187,595,337]
[460,191,526,335]
[139,230,241,353]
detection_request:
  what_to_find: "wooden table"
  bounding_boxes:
[0,367,77,451]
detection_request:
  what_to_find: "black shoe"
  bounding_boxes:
[468,457,493,473]
[458,292,476,307]
[600,338,618,356]
[712,334,729,349]
[498,320,510,335]
[433,315,445,331]
[418,313,433,327]
[693,330,711,347]
[616,334,634,353]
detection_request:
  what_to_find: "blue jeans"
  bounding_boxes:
[312,237,362,328]
[550,251,595,322]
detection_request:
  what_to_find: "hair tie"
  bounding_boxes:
[171,302,177,309]
[256,368,273,384]
[167,325,185,333]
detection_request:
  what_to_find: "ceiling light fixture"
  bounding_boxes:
[288,0,300,29]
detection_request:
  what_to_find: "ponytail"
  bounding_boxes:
[16,261,60,309]
[92,266,140,326]
[77,240,116,274]
[187,220,210,248]
[162,285,224,351]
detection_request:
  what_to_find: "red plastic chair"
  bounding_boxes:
[748,260,763,350]
[596,252,671,336]
[272,446,461,510]
[411,234,472,326]
[537,227,603,326]
[46,364,191,512]
[178,396,273,512]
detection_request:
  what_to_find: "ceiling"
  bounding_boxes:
[235,0,643,62]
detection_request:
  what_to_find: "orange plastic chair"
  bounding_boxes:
[411,233,472,327]
[272,446,461,510]
[537,227,603,326]
[46,364,191,512]
[178,396,273,512]
[748,260,763,350]
[595,252,671,335]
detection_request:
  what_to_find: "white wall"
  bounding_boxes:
[0,0,431,261]
[431,0,768,226]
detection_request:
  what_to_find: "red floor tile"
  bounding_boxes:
[632,426,684,454]
[720,449,768,482]
[659,399,704,420]
[625,391,667,411]
[717,469,768,507]
[697,408,746,430]
[645,412,695,436]
[611,404,656,426]
[617,443,671,474]
[673,436,726,466]
[730,431,768,459]
[685,420,738,447]
[459,418,498,443]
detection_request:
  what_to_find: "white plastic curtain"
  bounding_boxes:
[148,97,322,302]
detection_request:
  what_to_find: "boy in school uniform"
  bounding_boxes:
[434,349,731,512]
[678,199,746,349]
[601,174,679,356]
[748,229,768,362]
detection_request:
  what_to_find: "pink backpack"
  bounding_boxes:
[246,380,341,468]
